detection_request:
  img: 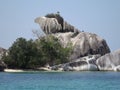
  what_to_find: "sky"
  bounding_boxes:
[0,0,120,51]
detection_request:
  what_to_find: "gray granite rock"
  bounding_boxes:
[54,32,110,60]
[51,55,101,71]
[96,49,120,71]
[35,14,110,61]
[35,16,79,34]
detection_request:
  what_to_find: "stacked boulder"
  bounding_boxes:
[35,13,120,71]
[35,13,110,60]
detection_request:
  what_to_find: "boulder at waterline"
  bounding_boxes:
[96,49,120,71]
[51,55,101,71]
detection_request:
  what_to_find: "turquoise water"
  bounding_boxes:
[0,71,120,90]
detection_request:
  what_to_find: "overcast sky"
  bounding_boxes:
[0,0,120,51]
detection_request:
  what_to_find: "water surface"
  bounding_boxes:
[0,71,120,90]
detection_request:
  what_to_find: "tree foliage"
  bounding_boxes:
[3,38,41,69]
[3,36,72,69]
[36,35,71,66]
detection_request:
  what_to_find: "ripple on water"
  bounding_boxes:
[0,71,120,90]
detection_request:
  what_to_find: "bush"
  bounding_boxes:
[3,38,42,69]
[36,35,72,66]
[3,35,72,69]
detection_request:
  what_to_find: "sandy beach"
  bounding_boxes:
[3,67,53,73]
[4,69,24,72]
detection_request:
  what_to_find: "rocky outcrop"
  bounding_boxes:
[50,49,120,71]
[35,14,110,60]
[35,16,79,34]
[54,32,110,60]
[34,13,115,71]
[96,49,120,71]
[0,47,7,71]
[51,55,101,71]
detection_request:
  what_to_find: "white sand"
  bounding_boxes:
[4,67,52,72]
[4,69,24,72]
[4,68,63,72]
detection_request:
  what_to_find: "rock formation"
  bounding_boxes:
[51,55,101,71]
[35,13,110,60]
[35,14,79,34]
[96,49,120,71]
[54,32,110,60]
[0,47,7,71]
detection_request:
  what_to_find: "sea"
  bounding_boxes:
[0,71,120,90]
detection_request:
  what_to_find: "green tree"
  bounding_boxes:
[3,38,41,69]
[3,35,72,69]
[36,35,72,66]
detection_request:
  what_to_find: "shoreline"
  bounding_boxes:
[3,68,63,73]
[4,69,24,72]
[3,69,120,73]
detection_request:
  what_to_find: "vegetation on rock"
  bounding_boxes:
[2,35,72,69]
[45,12,64,31]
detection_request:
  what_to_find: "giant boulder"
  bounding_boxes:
[54,32,110,60]
[51,55,101,71]
[96,49,120,71]
[35,16,79,34]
